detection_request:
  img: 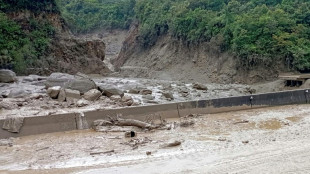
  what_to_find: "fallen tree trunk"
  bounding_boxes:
[114,118,153,129]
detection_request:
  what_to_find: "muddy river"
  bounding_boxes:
[1,104,310,174]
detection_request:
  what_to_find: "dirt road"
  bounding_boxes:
[1,104,310,174]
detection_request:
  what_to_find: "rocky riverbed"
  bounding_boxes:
[0,69,292,119]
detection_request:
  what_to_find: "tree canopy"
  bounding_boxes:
[56,0,310,71]
[0,0,55,73]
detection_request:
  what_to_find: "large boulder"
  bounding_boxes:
[58,88,66,102]
[98,85,124,97]
[65,89,81,102]
[47,86,61,99]
[0,69,16,83]
[83,89,102,101]
[45,73,75,88]
[45,72,97,94]
[8,88,31,98]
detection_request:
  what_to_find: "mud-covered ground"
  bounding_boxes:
[1,104,310,174]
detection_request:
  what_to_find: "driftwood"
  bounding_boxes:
[233,120,249,124]
[95,126,135,132]
[93,120,113,127]
[114,118,153,129]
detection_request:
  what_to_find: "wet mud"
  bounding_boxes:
[1,104,310,173]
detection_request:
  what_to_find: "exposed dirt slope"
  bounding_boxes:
[113,25,282,84]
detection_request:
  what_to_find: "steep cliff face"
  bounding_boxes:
[1,1,109,75]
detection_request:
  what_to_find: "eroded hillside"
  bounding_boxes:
[0,0,110,75]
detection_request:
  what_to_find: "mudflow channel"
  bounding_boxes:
[1,104,310,174]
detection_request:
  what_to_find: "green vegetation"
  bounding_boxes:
[56,0,135,33]
[0,0,55,74]
[1,0,310,73]
[56,0,310,71]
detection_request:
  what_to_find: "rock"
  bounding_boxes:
[65,89,81,102]
[242,140,249,144]
[1,90,10,98]
[0,138,13,147]
[181,93,189,97]
[110,95,122,101]
[121,95,133,102]
[65,78,97,94]
[0,100,18,110]
[8,88,30,98]
[142,94,155,100]
[99,85,124,97]
[2,116,24,133]
[84,89,102,101]
[301,79,310,89]
[121,95,134,106]
[45,73,75,88]
[218,137,227,141]
[193,83,208,90]
[180,120,195,127]
[146,151,152,155]
[128,88,140,94]
[179,87,189,93]
[76,98,90,107]
[140,89,152,95]
[45,72,97,94]
[47,86,61,99]
[162,92,174,100]
[58,88,66,102]
[125,131,136,138]
[0,69,16,83]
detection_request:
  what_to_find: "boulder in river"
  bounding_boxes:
[84,89,102,101]
[45,72,97,94]
[98,85,124,97]
[65,89,81,102]
[0,69,16,83]
[47,86,61,99]
[8,88,31,98]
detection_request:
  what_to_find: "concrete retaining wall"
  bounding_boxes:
[1,89,309,139]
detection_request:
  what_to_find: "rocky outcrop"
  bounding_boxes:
[0,69,16,83]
